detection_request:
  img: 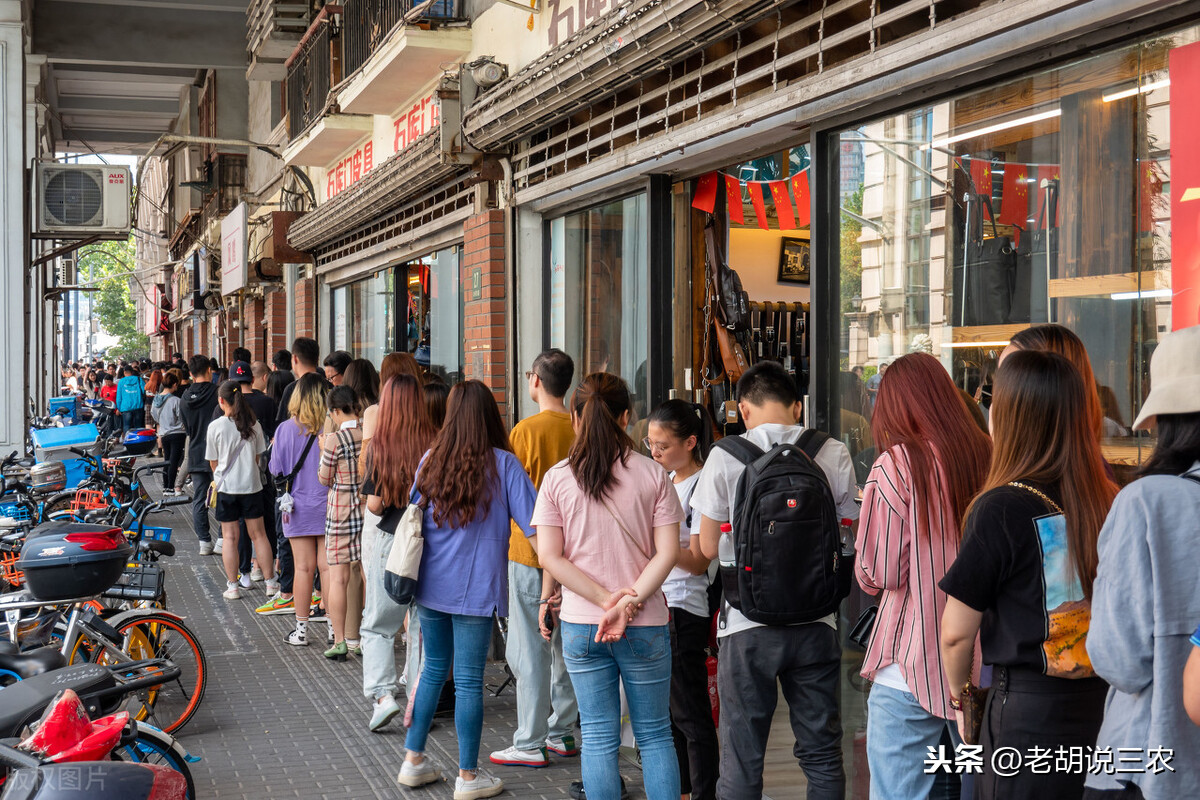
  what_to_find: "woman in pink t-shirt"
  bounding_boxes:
[533,373,683,800]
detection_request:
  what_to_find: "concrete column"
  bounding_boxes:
[0,1,26,450]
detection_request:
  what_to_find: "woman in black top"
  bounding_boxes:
[940,350,1118,800]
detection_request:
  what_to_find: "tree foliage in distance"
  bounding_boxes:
[840,183,865,314]
[77,234,150,361]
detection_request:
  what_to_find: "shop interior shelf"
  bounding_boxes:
[950,323,1031,344]
[1047,270,1171,299]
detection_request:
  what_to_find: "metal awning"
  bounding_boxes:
[461,0,792,151]
[288,130,456,251]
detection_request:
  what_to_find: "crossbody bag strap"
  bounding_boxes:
[286,435,317,492]
[1008,481,1064,515]
[600,496,652,562]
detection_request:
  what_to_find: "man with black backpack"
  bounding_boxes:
[694,361,860,800]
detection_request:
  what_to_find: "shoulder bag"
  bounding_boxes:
[206,436,249,509]
[275,434,317,513]
[954,192,1015,326]
[384,489,425,606]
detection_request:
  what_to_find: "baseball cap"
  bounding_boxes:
[231,360,253,383]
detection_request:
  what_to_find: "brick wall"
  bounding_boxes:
[295,277,315,339]
[244,298,265,361]
[462,210,509,418]
[265,290,288,356]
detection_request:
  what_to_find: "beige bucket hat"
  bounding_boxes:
[1133,325,1200,431]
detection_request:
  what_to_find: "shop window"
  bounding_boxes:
[405,245,463,383]
[549,194,649,408]
[835,31,1197,476]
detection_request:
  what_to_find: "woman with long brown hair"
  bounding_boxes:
[398,381,537,800]
[855,352,991,799]
[534,373,683,800]
[360,374,436,731]
[940,350,1118,800]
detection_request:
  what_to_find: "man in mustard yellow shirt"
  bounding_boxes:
[490,350,580,768]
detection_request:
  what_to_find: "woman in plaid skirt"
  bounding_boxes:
[318,385,365,661]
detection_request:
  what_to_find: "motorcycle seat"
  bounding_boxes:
[0,646,67,681]
[0,663,114,737]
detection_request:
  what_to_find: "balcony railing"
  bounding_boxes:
[285,9,342,139]
[342,0,464,77]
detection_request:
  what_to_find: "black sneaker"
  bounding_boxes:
[569,777,629,800]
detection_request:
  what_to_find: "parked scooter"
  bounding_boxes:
[0,686,189,799]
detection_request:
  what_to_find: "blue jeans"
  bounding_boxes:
[404,606,493,771]
[561,622,679,800]
[866,683,962,800]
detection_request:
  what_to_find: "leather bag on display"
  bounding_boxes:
[955,193,1016,326]
[1010,178,1059,324]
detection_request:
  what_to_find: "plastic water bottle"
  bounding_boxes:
[840,518,854,549]
[718,523,736,568]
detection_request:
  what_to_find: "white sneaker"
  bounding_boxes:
[369,694,401,732]
[198,541,214,556]
[265,578,281,596]
[397,758,440,787]
[238,573,253,589]
[454,772,503,800]
[222,582,240,600]
[213,539,224,554]
[249,566,264,582]
[489,745,549,767]
[284,627,307,646]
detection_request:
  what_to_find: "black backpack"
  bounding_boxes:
[715,430,853,625]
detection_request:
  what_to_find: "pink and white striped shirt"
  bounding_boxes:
[855,444,981,720]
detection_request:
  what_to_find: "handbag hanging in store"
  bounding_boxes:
[954,192,1016,326]
[1010,177,1059,323]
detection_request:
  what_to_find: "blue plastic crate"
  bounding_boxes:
[0,503,30,522]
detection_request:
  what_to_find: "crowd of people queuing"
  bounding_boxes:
[54,322,1200,800]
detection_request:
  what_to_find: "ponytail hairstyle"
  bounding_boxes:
[568,373,635,500]
[218,380,257,440]
[327,385,362,418]
[647,399,714,467]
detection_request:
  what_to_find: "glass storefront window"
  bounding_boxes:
[329,244,463,380]
[548,194,650,412]
[835,31,1198,476]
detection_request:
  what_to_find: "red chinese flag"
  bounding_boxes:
[1036,165,1061,226]
[692,172,719,213]
[748,182,769,230]
[970,158,993,197]
[724,174,744,225]
[769,180,796,230]
[791,171,811,227]
[998,164,1030,227]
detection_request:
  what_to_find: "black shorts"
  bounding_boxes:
[215,492,264,524]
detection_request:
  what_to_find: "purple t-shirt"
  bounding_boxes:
[268,419,327,538]
[414,449,537,618]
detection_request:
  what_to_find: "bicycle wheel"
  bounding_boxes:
[92,612,207,734]
[110,720,196,800]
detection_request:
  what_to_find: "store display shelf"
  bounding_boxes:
[950,323,1031,344]
[1048,270,1171,299]
[1101,441,1150,466]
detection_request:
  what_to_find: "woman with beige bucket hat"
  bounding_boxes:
[1084,325,1200,800]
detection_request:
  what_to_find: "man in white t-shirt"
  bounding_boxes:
[693,360,859,800]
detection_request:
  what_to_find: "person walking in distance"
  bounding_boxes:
[490,350,581,770]
[206,381,277,601]
[360,374,436,730]
[855,353,991,800]
[152,371,186,496]
[645,399,720,800]
[181,355,220,555]
[694,361,860,800]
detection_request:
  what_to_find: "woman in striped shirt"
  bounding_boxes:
[855,352,991,800]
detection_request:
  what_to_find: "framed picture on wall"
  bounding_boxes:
[779,237,810,284]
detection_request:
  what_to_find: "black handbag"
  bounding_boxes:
[706,217,752,332]
[1010,178,1058,324]
[955,193,1015,326]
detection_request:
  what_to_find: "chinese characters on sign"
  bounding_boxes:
[220,202,248,296]
[324,93,441,201]
[548,0,618,49]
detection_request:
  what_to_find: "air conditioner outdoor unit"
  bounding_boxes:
[35,164,131,237]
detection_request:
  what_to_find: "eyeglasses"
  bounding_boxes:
[525,370,540,382]
[642,438,670,454]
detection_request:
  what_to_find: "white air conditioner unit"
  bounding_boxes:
[57,256,76,286]
[35,164,131,236]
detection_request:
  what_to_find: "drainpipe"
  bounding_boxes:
[499,156,517,427]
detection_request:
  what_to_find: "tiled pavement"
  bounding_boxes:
[153,503,645,800]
